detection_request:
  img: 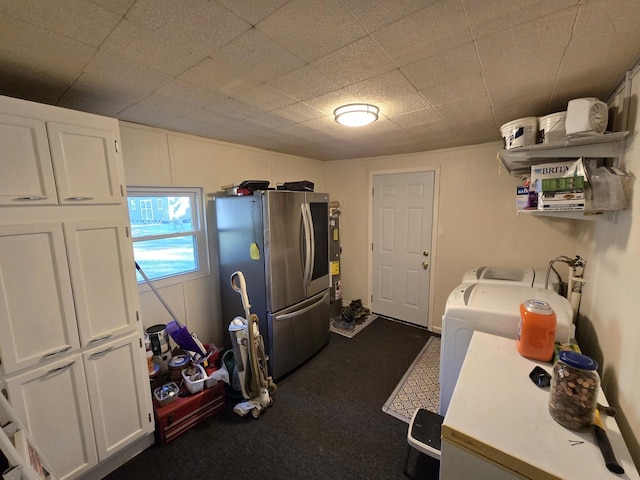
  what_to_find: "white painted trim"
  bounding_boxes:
[368,166,440,332]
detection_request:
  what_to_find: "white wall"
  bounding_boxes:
[323,143,580,330]
[120,122,326,347]
[572,68,640,467]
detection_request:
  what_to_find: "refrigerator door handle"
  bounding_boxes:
[307,202,315,282]
[275,291,329,321]
[301,202,312,285]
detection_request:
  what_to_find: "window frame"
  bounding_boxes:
[126,185,209,290]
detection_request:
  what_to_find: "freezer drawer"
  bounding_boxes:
[269,290,330,379]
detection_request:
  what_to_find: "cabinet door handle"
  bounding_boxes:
[64,196,94,201]
[46,361,75,375]
[14,196,48,201]
[43,345,72,358]
[89,346,114,360]
[88,334,113,344]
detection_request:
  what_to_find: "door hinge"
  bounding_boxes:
[370,294,373,303]
[148,413,152,423]
[139,338,143,349]
[371,242,373,251]
[120,184,124,197]
[114,139,120,153]
[125,226,130,237]
[372,187,374,196]
[136,311,140,322]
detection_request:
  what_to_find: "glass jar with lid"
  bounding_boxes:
[549,351,599,430]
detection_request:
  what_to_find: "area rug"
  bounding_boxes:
[329,314,377,338]
[381,336,441,424]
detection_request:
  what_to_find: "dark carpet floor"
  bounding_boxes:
[105,317,440,479]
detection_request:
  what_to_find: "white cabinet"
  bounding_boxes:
[0,113,57,205]
[83,332,151,462]
[0,98,124,206]
[3,354,98,480]
[64,220,138,346]
[0,223,80,375]
[0,95,153,480]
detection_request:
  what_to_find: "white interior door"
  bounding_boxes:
[372,171,435,327]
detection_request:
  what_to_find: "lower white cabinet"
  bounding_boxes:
[83,332,152,462]
[4,354,97,479]
[3,332,153,480]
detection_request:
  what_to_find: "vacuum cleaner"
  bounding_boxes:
[228,271,277,418]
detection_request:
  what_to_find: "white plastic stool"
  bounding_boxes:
[403,408,443,477]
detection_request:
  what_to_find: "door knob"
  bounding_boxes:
[422,262,429,270]
[423,251,429,257]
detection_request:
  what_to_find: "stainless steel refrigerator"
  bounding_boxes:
[213,190,330,379]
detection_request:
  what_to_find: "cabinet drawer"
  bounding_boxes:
[154,382,225,446]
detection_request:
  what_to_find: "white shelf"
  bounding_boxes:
[500,131,628,176]
[517,208,617,222]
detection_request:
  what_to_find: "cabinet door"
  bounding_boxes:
[4,354,98,480]
[0,113,57,206]
[0,223,80,375]
[83,332,153,461]
[47,122,123,205]
[63,220,138,346]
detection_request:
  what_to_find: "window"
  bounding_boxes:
[127,186,209,285]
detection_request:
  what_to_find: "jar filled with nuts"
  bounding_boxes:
[549,351,599,430]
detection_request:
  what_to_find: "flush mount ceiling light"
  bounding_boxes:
[334,103,379,127]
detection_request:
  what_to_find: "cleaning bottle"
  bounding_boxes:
[516,299,557,361]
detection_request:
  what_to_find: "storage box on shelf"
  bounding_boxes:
[498,132,629,221]
[0,95,153,480]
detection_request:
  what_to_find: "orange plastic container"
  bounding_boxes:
[516,299,557,361]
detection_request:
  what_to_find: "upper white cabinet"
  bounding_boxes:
[0,223,81,375]
[47,122,123,204]
[0,113,57,205]
[0,96,124,206]
[64,220,138,346]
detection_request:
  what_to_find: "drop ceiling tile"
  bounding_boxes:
[245,111,296,129]
[483,67,555,108]
[0,13,96,103]
[233,84,298,112]
[129,94,200,117]
[267,65,342,102]
[463,0,579,40]
[205,98,267,120]
[311,36,398,88]
[59,50,174,116]
[179,57,258,97]
[215,0,289,25]
[341,0,437,32]
[475,10,574,73]
[371,1,471,67]
[256,0,368,62]
[269,102,326,123]
[303,89,362,116]
[91,0,135,16]
[388,107,442,129]
[100,20,206,77]
[345,70,430,117]
[420,73,486,107]
[435,94,495,129]
[155,79,227,108]
[126,0,251,55]
[401,42,481,91]
[0,0,121,47]
[210,28,305,84]
[119,103,184,127]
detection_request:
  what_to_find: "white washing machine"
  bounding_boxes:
[439,282,574,417]
[462,266,560,291]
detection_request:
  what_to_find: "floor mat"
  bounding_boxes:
[329,314,376,338]
[381,336,440,424]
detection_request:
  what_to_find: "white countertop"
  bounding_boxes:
[442,331,639,479]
